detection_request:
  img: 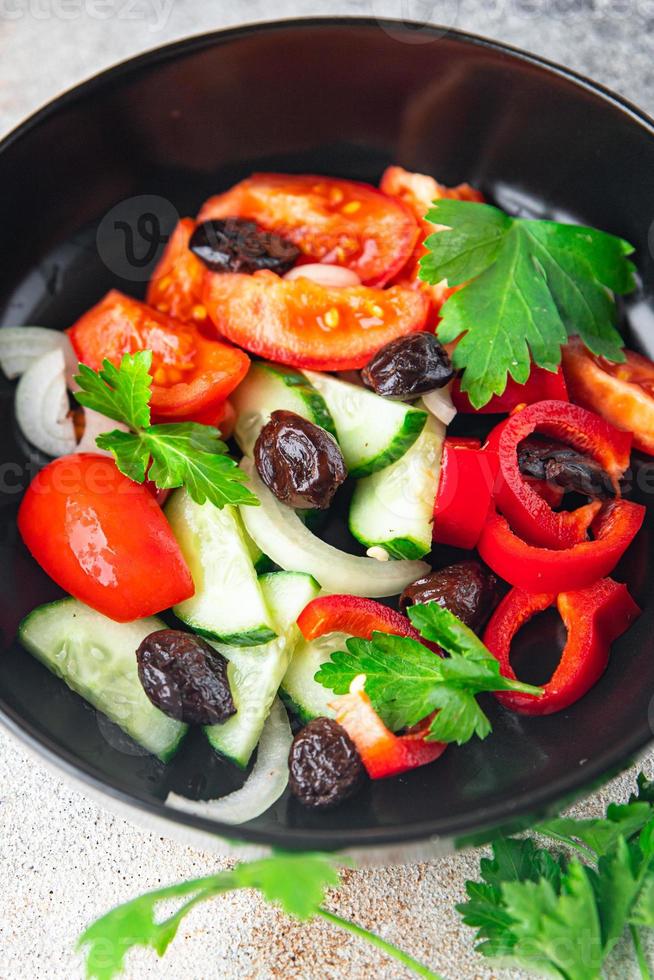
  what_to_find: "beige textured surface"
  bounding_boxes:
[1,3,653,979]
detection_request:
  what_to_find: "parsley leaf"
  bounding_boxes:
[459,772,654,980]
[73,351,257,509]
[314,601,541,745]
[78,854,340,980]
[419,200,636,408]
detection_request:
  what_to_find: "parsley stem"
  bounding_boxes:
[318,908,445,979]
[630,925,652,980]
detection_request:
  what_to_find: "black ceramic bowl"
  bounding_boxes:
[1,17,654,856]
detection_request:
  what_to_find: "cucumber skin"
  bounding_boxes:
[279,689,315,726]
[348,408,427,478]
[264,363,337,437]
[346,529,429,561]
[176,618,277,647]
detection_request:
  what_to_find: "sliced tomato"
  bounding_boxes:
[18,454,194,622]
[202,270,429,371]
[379,165,484,312]
[68,290,249,420]
[451,364,569,414]
[197,173,420,287]
[562,337,654,455]
[146,218,210,329]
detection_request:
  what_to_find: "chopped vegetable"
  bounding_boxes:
[451,363,568,413]
[483,578,640,714]
[419,200,636,408]
[18,454,193,622]
[432,438,499,550]
[478,501,645,593]
[202,271,429,372]
[562,337,654,455]
[68,289,249,421]
[197,173,420,286]
[490,399,631,549]
[297,593,424,644]
[146,217,210,328]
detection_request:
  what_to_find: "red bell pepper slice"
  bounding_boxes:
[493,400,632,549]
[451,364,568,414]
[478,500,645,593]
[332,679,446,778]
[483,578,640,714]
[297,594,422,643]
[432,438,499,550]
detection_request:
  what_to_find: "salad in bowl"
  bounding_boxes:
[3,165,648,825]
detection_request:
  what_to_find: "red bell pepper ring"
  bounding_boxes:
[432,438,499,550]
[478,500,645,593]
[332,679,446,778]
[452,364,568,414]
[493,400,632,549]
[483,578,640,714]
[296,594,423,643]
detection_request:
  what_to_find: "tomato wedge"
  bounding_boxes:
[197,173,420,286]
[379,165,484,309]
[18,454,194,622]
[68,290,249,420]
[562,337,654,455]
[202,270,429,371]
[146,218,210,328]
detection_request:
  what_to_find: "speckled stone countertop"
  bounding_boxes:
[1,3,653,978]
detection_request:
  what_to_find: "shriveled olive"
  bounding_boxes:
[518,437,615,499]
[189,218,300,275]
[136,629,235,725]
[400,560,501,633]
[361,332,453,399]
[289,717,365,809]
[254,410,347,510]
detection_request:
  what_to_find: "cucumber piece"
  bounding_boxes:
[167,490,276,645]
[232,360,336,455]
[18,598,187,762]
[205,571,320,767]
[302,369,427,477]
[349,410,445,559]
[281,631,348,723]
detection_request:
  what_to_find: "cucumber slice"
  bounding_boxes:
[205,571,320,767]
[18,598,187,762]
[349,410,446,559]
[167,490,276,645]
[302,369,427,477]
[281,631,348,723]
[232,360,336,455]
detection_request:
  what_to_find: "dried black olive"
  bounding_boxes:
[189,218,300,275]
[136,629,236,725]
[518,437,615,499]
[399,560,501,633]
[254,410,347,510]
[361,332,453,399]
[289,717,365,809]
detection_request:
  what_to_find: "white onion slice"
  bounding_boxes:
[166,699,291,824]
[0,326,76,382]
[15,348,77,457]
[77,407,128,454]
[284,263,361,287]
[239,458,429,596]
[422,384,457,427]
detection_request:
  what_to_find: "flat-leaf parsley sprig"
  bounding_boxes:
[458,772,654,980]
[73,350,257,509]
[418,199,637,408]
[315,601,542,745]
[77,853,444,980]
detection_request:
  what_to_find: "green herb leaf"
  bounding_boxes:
[537,802,653,857]
[419,200,636,408]
[74,352,258,509]
[74,351,153,429]
[315,602,541,746]
[78,854,339,980]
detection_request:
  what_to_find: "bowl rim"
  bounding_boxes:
[1,14,653,851]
